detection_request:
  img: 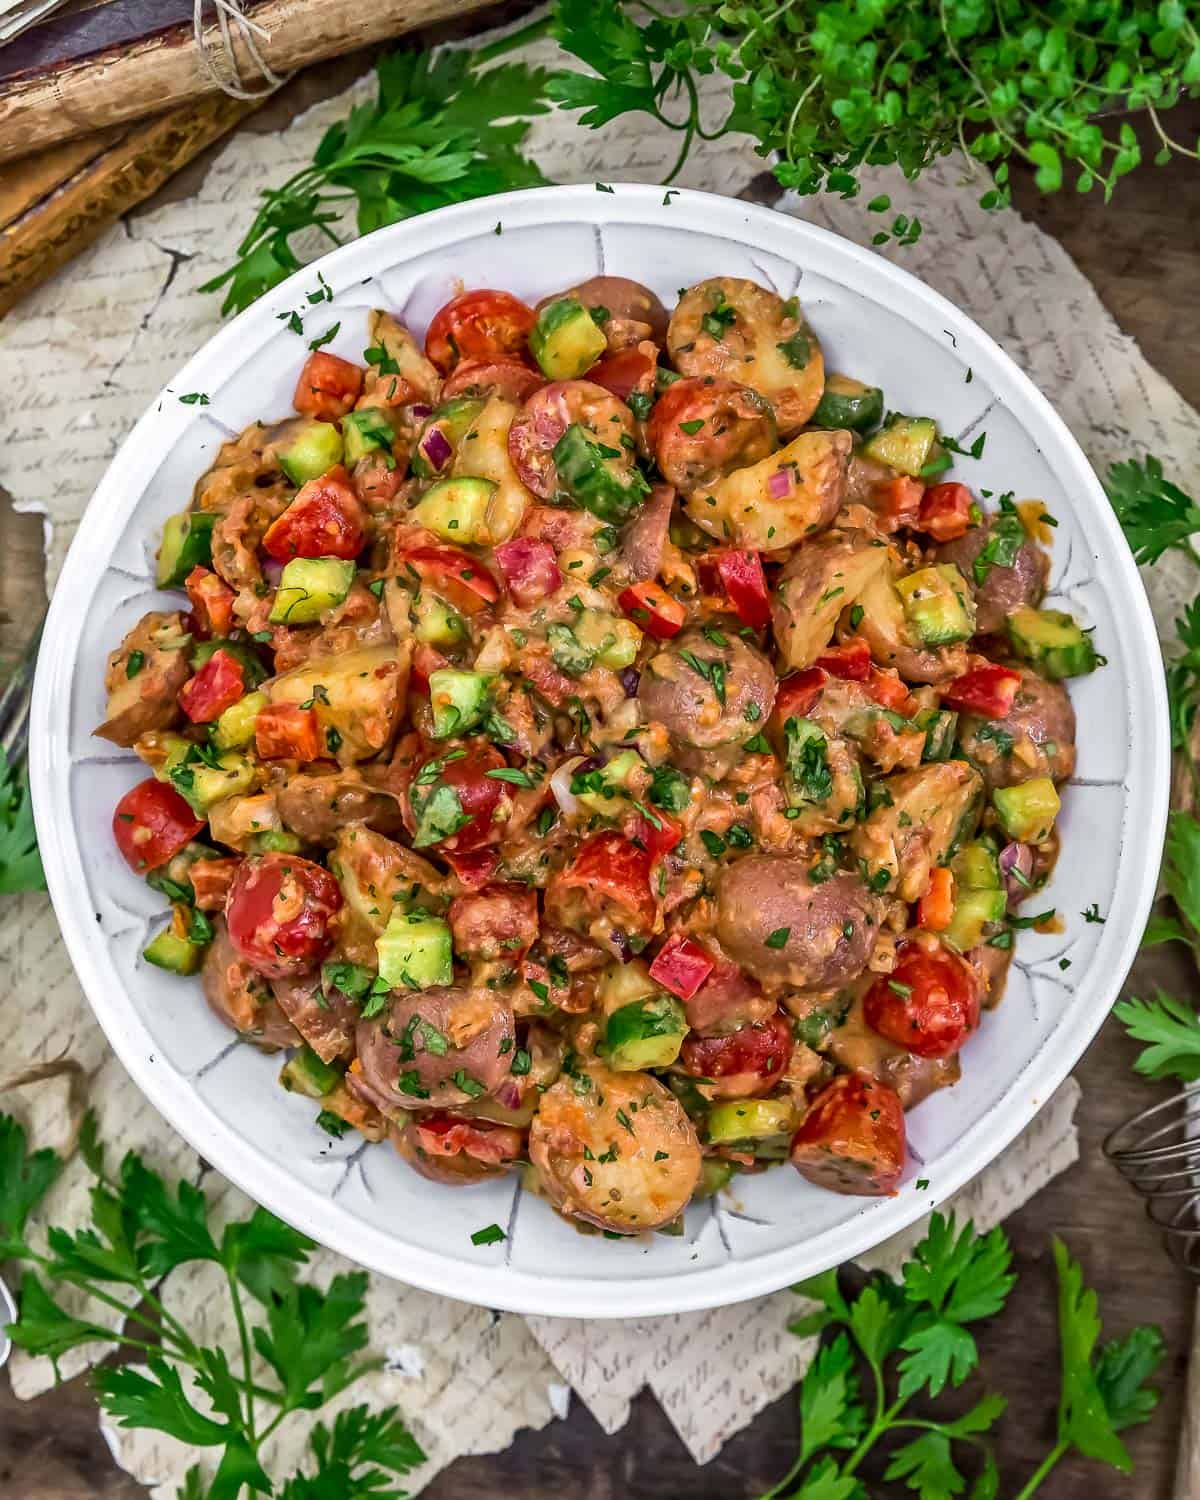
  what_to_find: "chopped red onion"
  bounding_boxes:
[619,667,641,698]
[494,1079,522,1111]
[418,425,453,472]
[262,558,285,588]
[609,927,633,963]
[550,755,592,816]
[409,404,433,422]
[767,466,794,500]
[998,841,1034,903]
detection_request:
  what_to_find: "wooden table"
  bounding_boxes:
[1,33,1197,1496]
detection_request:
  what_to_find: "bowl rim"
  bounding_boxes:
[30,181,1170,1317]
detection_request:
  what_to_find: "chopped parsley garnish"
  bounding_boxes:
[470,1223,506,1246]
[125,650,145,678]
[765,927,790,949]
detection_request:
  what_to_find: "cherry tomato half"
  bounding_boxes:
[293,352,363,421]
[679,1012,791,1099]
[815,638,871,681]
[790,1072,906,1196]
[588,345,658,403]
[407,739,512,854]
[862,941,982,1059]
[262,466,366,562]
[113,778,204,873]
[225,853,342,979]
[548,831,657,941]
[398,544,499,616]
[425,290,536,374]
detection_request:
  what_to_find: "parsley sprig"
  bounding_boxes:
[758,1213,1161,1499]
[0,748,44,894]
[0,1112,423,1498]
[1105,455,1200,568]
[203,39,553,314]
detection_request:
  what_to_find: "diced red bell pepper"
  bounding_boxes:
[626,806,682,857]
[815,638,871,681]
[399,544,499,615]
[113,778,204,873]
[255,703,324,761]
[494,537,562,608]
[553,832,657,937]
[919,482,976,542]
[715,549,771,629]
[866,665,912,713]
[262,466,366,562]
[940,663,1022,719]
[414,1112,522,1166]
[872,475,925,532]
[190,856,243,911]
[410,642,450,695]
[178,648,245,724]
[618,580,686,639]
[185,566,235,638]
[916,866,955,933]
[441,846,500,891]
[649,933,715,1001]
[293,351,363,421]
[774,668,826,723]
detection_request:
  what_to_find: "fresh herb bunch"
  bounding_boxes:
[202,38,553,315]
[1105,457,1200,751]
[0,746,43,894]
[757,1213,1162,1500]
[0,1111,424,1499]
[548,0,1200,239]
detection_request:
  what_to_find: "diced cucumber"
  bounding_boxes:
[269,557,356,625]
[811,374,884,433]
[916,707,958,762]
[190,638,269,687]
[166,745,256,815]
[143,918,207,976]
[146,842,211,903]
[411,397,486,479]
[277,419,343,485]
[342,408,396,465]
[695,1158,737,1198]
[573,749,644,815]
[992,776,1061,843]
[280,1045,343,1099]
[953,839,1002,891]
[413,593,467,647]
[553,423,649,525]
[571,608,643,669]
[427,668,490,738]
[530,297,608,380]
[249,830,303,854]
[156,511,216,588]
[707,1098,795,1145]
[213,689,267,750]
[376,910,453,989]
[1006,606,1100,680]
[943,887,1007,952]
[412,476,497,545]
[897,564,976,646]
[864,415,939,477]
[603,994,687,1070]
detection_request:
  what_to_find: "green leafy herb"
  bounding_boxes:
[471,1223,505,1246]
[0,748,44,894]
[759,1213,1161,1499]
[1115,990,1200,1081]
[972,512,1025,586]
[765,927,790,949]
[178,392,211,406]
[1106,456,1200,567]
[410,781,471,849]
[0,1111,423,1492]
[203,45,553,313]
[648,764,690,813]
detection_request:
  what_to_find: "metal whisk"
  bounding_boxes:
[1103,1086,1200,1276]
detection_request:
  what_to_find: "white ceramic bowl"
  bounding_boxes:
[30,184,1168,1317]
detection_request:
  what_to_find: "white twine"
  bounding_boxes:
[193,0,288,101]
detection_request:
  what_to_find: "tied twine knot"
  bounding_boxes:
[193,0,288,101]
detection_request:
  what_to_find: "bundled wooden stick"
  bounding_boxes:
[0,0,489,164]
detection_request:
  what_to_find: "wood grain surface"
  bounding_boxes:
[0,65,1197,1500]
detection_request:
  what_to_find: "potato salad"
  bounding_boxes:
[100,272,1098,1234]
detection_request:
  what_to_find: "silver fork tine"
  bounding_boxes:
[0,619,43,767]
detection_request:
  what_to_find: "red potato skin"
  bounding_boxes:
[790,1072,906,1196]
[678,1012,792,1099]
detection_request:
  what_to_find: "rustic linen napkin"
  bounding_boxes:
[2,17,1198,1496]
